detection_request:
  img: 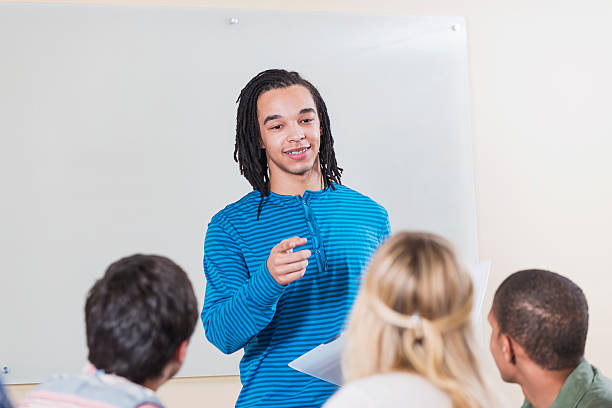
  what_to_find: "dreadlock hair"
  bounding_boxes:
[234,69,343,220]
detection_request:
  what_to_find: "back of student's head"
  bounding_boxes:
[343,231,487,408]
[85,254,198,385]
[0,378,13,408]
[492,269,588,370]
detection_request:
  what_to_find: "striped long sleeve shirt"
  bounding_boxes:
[201,184,390,407]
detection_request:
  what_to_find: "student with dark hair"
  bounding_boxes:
[488,269,612,408]
[202,69,389,407]
[19,254,199,408]
[0,379,13,408]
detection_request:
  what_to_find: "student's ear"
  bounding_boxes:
[501,334,517,365]
[175,340,189,365]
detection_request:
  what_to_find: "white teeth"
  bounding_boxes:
[287,148,308,155]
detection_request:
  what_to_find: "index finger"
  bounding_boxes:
[276,236,307,253]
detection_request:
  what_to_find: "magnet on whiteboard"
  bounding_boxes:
[2,366,8,375]
[451,24,461,31]
[229,17,239,25]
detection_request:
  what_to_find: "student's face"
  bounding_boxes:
[256,85,321,181]
[488,309,517,383]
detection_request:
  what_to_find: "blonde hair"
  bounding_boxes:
[343,231,489,408]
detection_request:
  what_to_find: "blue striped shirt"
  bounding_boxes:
[202,184,390,407]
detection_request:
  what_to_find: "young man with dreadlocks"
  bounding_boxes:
[201,69,390,408]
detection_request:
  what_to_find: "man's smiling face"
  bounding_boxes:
[256,84,321,180]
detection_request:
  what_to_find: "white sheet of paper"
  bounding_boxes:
[288,333,346,386]
[288,260,492,385]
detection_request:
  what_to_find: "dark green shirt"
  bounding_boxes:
[521,360,612,408]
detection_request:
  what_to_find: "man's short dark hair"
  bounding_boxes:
[85,254,198,384]
[492,269,588,370]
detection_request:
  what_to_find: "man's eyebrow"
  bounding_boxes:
[263,114,282,125]
[263,108,315,125]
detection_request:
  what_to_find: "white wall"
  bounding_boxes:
[5,1,612,407]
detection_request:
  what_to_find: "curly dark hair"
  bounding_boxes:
[86,254,198,385]
[492,269,588,370]
[234,69,343,219]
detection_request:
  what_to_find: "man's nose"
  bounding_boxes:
[287,122,305,142]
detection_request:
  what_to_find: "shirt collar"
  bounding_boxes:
[522,359,595,408]
[267,184,335,201]
[550,359,595,408]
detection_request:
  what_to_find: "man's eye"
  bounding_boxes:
[270,124,282,130]
[301,118,314,124]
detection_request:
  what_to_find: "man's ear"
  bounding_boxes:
[174,340,189,365]
[501,334,517,365]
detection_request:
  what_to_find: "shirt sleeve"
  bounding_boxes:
[380,209,391,243]
[201,216,286,354]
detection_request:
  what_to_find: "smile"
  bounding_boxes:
[286,147,310,155]
[284,146,311,160]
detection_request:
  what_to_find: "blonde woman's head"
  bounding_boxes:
[343,231,487,408]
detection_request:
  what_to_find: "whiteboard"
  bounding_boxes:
[0,4,476,383]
